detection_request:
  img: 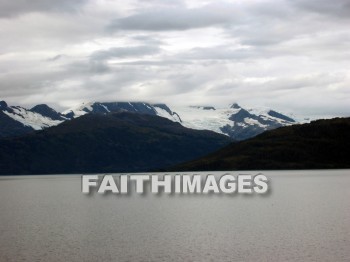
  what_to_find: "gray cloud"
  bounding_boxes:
[0,0,89,18]
[108,2,237,31]
[0,0,349,119]
[90,45,161,61]
[291,0,350,18]
[47,54,64,62]
[134,0,185,8]
[182,46,276,61]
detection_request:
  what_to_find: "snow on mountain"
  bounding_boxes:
[152,104,182,122]
[62,102,94,118]
[0,101,64,131]
[172,105,240,134]
[0,99,297,140]
[63,102,181,123]
[31,104,68,121]
[3,107,63,130]
[0,100,183,138]
[247,107,295,124]
[173,103,296,140]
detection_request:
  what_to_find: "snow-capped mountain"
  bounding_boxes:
[0,100,182,138]
[0,99,297,140]
[0,100,65,137]
[65,101,296,140]
[173,103,296,140]
[62,102,182,122]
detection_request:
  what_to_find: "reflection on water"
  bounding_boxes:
[0,170,349,261]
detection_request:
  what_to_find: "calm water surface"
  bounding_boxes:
[0,170,349,262]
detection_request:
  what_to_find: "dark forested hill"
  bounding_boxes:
[0,112,232,175]
[171,117,350,171]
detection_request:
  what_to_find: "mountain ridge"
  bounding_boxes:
[0,99,297,140]
[170,117,350,171]
[0,112,232,174]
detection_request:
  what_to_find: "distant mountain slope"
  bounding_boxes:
[0,110,34,137]
[174,103,296,140]
[0,112,232,175]
[0,99,296,140]
[30,104,67,121]
[171,117,350,171]
[67,102,296,140]
[63,101,181,122]
[0,100,182,138]
[0,100,64,137]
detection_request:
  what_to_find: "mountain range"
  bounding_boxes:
[0,100,296,140]
[0,98,348,174]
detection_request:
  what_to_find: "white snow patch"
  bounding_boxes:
[172,106,241,134]
[244,117,266,127]
[62,102,94,118]
[154,107,181,122]
[4,107,63,130]
[101,104,110,113]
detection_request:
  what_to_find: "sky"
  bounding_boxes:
[0,0,349,118]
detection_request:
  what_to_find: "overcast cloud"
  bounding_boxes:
[0,0,349,119]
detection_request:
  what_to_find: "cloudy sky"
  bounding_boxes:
[0,0,349,118]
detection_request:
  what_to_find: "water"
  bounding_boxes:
[0,170,349,262]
